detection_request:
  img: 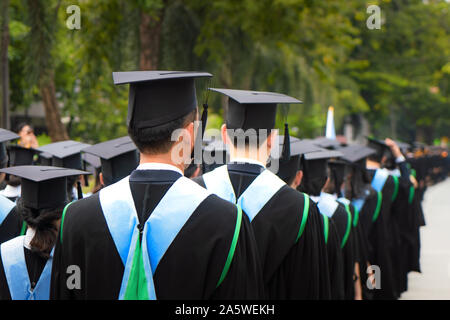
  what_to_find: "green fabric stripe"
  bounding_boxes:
[19,222,27,236]
[409,169,416,204]
[392,175,399,202]
[124,235,150,300]
[323,215,329,245]
[60,202,74,244]
[372,191,383,223]
[296,193,310,243]
[353,206,359,228]
[341,204,352,249]
[216,205,242,288]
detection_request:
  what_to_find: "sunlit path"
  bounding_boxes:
[400,178,450,300]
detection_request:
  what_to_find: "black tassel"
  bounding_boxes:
[77,181,83,200]
[201,103,208,139]
[281,123,290,161]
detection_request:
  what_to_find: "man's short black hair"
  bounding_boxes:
[128,108,197,155]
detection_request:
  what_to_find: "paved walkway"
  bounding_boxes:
[400,178,450,300]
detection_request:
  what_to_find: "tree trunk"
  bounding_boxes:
[39,72,69,141]
[1,0,10,130]
[139,11,163,70]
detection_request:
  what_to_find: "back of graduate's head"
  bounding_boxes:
[128,108,198,156]
[297,157,329,196]
[16,198,65,259]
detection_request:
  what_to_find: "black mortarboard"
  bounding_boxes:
[202,139,229,173]
[270,136,322,182]
[210,88,302,131]
[38,140,91,170]
[37,152,53,166]
[0,166,89,210]
[82,153,101,173]
[113,71,212,129]
[302,149,343,178]
[337,145,376,163]
[7,145,39,166]
[82,136,139,186]
[0,129,20,166]
[311,137,342,150]
[366,137,392,162]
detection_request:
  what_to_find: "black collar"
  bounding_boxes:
[227,162,265,175]
[129,169,182,183]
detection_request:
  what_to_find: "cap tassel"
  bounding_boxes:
[281,123,291,161]
[77,181,83,200]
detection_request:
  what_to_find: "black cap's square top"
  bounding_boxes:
[303,149,343,161]
[209,88,302,131]
[113,71,212,129]
[0,129,20,144]
[82,136,139,185]
[311,137,342,150]
[7,145,39,166]
[0,166,89,209]
[337,145,376,163]
[38,140,91,170]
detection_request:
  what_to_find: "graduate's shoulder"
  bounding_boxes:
[272,185,310,212]
[63,193,103,231]
[195,192,241,228]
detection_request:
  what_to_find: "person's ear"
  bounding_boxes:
[185,121,195,149]
[221,124,229,144]
[293,170,303,188]
[99,172,105,187]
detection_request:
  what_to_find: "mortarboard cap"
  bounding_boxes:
[0,165,89,209]
[270,136,323,182]
[38,140,91,170]
[209,88,302,131]
[37,152,53,166]
[7,145,39,166]
[82,136,139,185]
[0,129,20,144]
[113,71,212,129]
[311,137,342,150]
[337,144,376,163]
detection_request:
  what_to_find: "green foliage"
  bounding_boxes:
[4,0,449,143]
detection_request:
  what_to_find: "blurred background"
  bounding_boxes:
[0,0,448,146]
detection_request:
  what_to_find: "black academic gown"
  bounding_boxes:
[324,217,345,300]
[0,207,24,245]
[327,202,356,300]
[50,169,263,300]
[194,163,331,300]
[367,169,398,300]
[0,245,48,300]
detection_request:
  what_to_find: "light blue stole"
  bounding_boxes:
[371,168,389,192]
[0,194,16,226]
[202,165,285,222]
[0,236,53,300]
[99,175,210,300]
[317,192,339,218]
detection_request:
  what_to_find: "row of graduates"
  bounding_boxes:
[0,70,436,300]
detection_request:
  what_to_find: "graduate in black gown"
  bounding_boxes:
[0,165,89,300]
[269,136,344,300]
[194,88,331,300]
[335,144,378,300]
[0,136,39,244]
[366,137,406,300]
[50,71,263,300]
[298,148,359,300]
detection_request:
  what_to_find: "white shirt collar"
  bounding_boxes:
[229,157,266,168]
[0,185,21,198]
[24,228,35,250]
[366,164,380,170]
[320,192,338,201]
[310,195,320,203]
[136,162,183,175]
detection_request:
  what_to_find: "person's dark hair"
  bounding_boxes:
[128,109,197,155]
[66,176,78,201]
[16,122,33,134]
[16,198,65,259]
[6,175,21,187]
